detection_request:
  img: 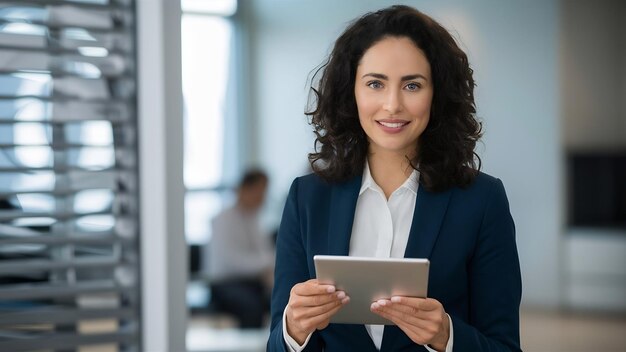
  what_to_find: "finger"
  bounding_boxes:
[296,297,348,332]
[287,296,348,334]
[387,298,444,322]
[295,295,348,318]
[378,300,424,317]
[292,290,347,308]
[387,304,443,323]
[382,313,431,346]
[373,306,435,342]
[371,302,427,328]
[391,296,440,311]
[377,299,420,317]
[293,280,336,296]
[313,298,349,329]
[370,306,406,327]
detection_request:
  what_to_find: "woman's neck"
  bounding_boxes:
[367,149,416,199]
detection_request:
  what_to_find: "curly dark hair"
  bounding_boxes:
[307,5,482,192]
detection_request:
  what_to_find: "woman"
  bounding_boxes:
[268,5,521,352]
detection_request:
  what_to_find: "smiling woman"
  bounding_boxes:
[268,5,522,352]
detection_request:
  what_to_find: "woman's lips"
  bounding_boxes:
[376,119,410,133]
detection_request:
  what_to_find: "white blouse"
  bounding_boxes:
[283,163,453,351]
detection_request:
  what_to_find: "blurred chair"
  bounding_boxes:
[187,244,237,328]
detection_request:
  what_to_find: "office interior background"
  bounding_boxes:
[0,0,624,351]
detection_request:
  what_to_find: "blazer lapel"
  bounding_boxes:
[403,185,453,259]
[381,185,453,351]
[325,174,375,349]
[326,174,362,256]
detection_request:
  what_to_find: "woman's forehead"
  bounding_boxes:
[357,37,431,78]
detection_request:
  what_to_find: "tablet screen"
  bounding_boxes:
[314,255,429,325]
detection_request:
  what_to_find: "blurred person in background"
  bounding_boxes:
[208,169,274,328]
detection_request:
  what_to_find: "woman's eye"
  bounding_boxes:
[405,82,420,91]
[367,81,383,89]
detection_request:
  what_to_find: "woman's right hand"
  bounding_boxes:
[285,279,350,344]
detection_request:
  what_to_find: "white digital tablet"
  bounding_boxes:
[314,255,429,325]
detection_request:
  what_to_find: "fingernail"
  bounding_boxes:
[391,296,401,303]
[371,302,379,310]
[341,296,350,304]
[377,299,387,306]
[336,291,346,299]
[326,286,336,293]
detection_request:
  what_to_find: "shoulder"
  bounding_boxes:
[289,172,342,195]
[455,171,505,194]
[295,172,331,189]
[443,172,514,243]
[447,171,509,210]
[287,172,360,207]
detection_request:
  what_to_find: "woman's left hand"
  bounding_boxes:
[370,296,450,351]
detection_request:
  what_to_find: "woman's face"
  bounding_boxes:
[354,36,433,159]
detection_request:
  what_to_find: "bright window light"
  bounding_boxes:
[182,15,231,189]
[181,0,237,16]
[78,46,109,57]
[74,189,114,213]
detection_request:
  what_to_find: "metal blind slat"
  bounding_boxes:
[0,75,136,100]
[4,0,132,10]
[0,280,135,300]
[0,50,131,77]
[0,117,130,124]
[0,170,136,193]
[0,307,135,325]
[0,330,137,352]
[0,95,132,104]
[0,31,133,53]
[0,234,120,245]
[0,166,134,173]
[0,189,127,197]
[0,3,133,30]
[0,256,121,274]
[0,210,123,221]
[0,144,131,149]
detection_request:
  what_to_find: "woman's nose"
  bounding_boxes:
[383,89,402,114]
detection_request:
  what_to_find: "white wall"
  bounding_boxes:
[246,0,562,307]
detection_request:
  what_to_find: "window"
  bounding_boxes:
[181,0,238,244]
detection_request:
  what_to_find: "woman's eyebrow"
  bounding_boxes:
[401,74,428,81]
[361,73,428,81]
[362,73,388,80]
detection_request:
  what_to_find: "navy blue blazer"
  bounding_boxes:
[268,172,522,352]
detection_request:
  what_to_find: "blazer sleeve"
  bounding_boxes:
[452,178,522,352]
[267,178,323,352]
